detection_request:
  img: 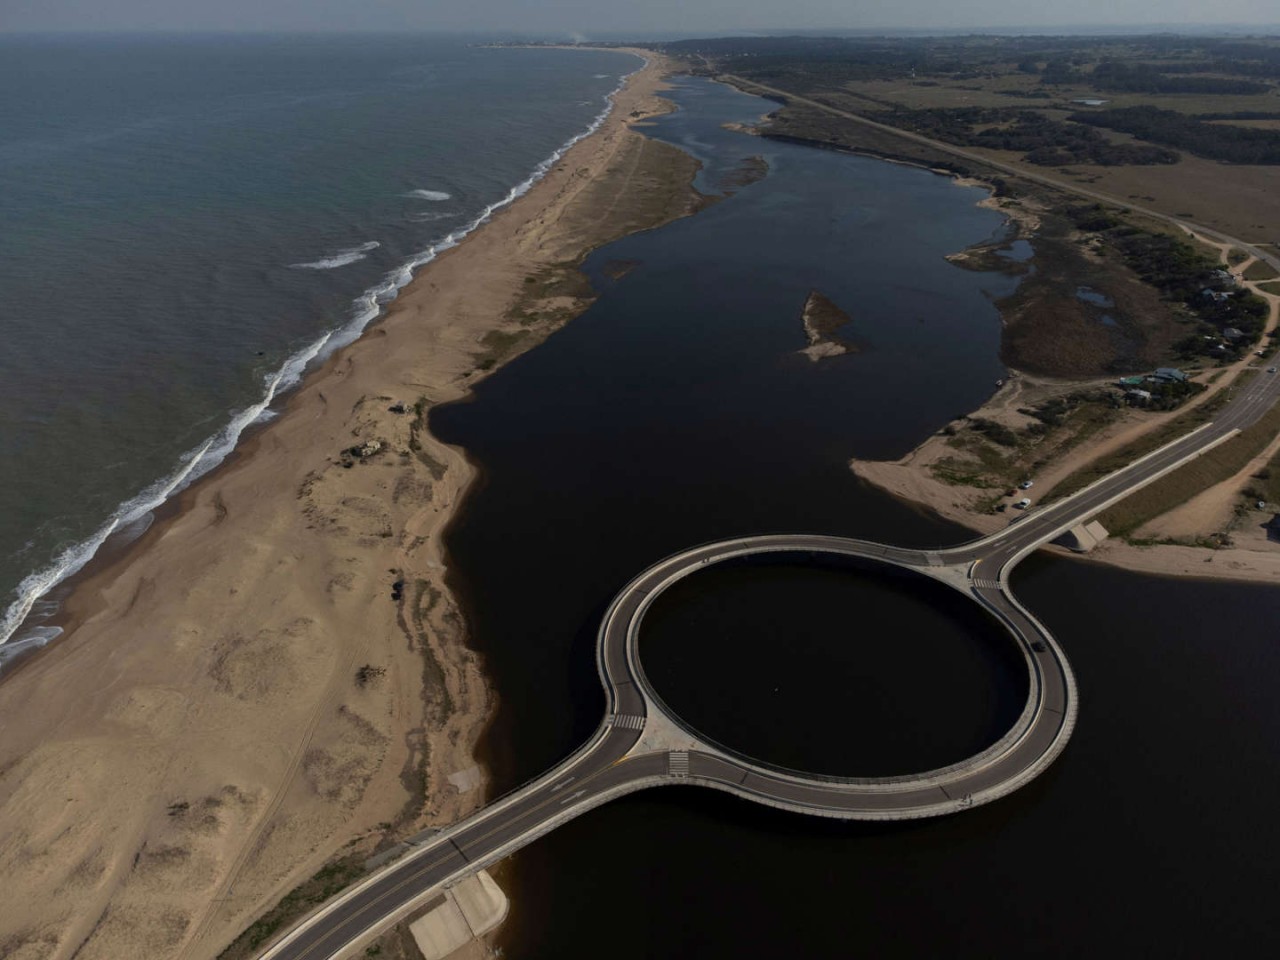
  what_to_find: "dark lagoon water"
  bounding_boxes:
[432,77,1280,957]
[639,555,1026,777]
[0,34,638,659]
[432,75,1017,787]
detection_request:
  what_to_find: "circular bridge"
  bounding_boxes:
[597,534,1078,820]
[261,343,1280,960]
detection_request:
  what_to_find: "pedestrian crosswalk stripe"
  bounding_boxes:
[611,714,645,730]
[668,750,690,776]
[972,578,1001,590]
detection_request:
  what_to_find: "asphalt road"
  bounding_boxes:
[260,363,1280,960]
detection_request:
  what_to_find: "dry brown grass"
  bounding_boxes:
[1208,118,1280,131]
[1099,402,1280,536]
[1244,259,1280,281]
[930,389,1123,494]
[958,145,1280,242]
[997,211,1187,377]
[1258,447,1280,505]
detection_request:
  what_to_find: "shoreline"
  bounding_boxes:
[0,52,649,661]
[0,49,707,960]
[848,218,1280,586]
[711,71,1280,586]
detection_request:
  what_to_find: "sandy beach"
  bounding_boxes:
[0,50,703,960]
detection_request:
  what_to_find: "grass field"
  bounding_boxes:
[1097,400,1280,536]
[1244,259,1280,281]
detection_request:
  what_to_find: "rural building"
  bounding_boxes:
[1153,367,1188,383]
[1127,389,1153,403]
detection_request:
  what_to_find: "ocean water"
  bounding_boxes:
[0,34,640,660]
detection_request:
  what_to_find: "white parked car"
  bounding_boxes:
[1019,480,1034,490]
[1014,498,1032,509]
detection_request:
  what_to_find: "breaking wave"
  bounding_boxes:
[291,240,380,270]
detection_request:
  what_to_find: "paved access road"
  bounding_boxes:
[260,360,1280,960]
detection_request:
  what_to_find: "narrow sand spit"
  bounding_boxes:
[0,51,705,960]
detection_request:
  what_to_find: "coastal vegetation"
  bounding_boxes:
[992,209,1190,377]
[798,290,858,360]
[1071,106,1280,164]
[1096,400,1280,537]
[1258,451,1280,507]
[1065,205,1271,355]
[1044,392,1231,502]
[217,856,365,960]
[877,107,1180,167]
[932,388,1126,493]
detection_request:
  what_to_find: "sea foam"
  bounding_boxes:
[406,189,452,201]
[291,240,380,270]
[409,211,460,223]
[0,53,647,659]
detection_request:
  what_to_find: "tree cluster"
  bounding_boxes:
[889,107,1178,166]
[1087,60,1270,95]
[1071,106,1280,165]
[1068,210,1270,351]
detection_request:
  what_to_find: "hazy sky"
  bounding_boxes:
[2,0,1277,35]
